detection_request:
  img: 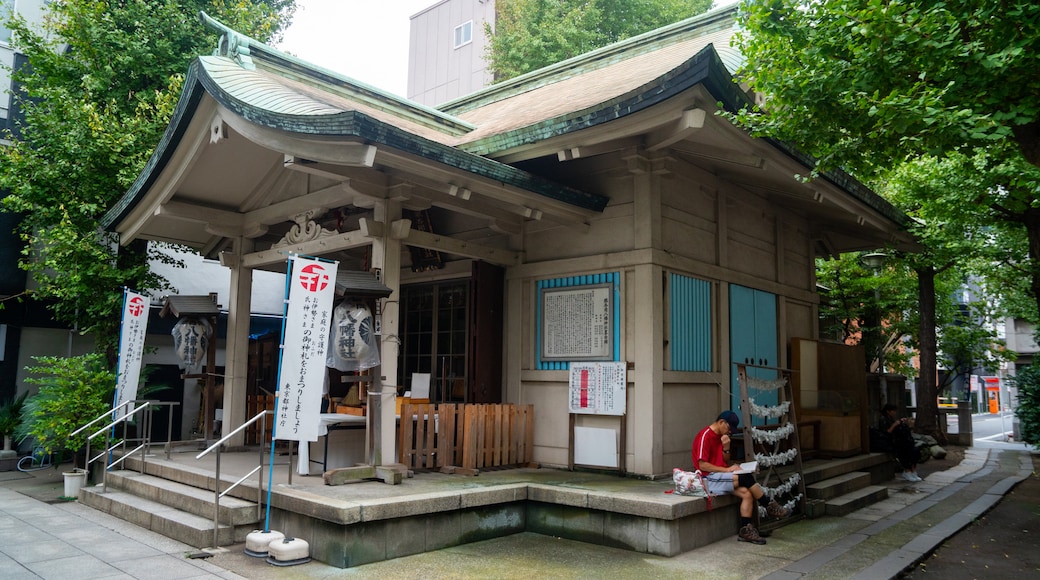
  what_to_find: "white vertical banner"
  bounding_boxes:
[276,256,338,442]
[114,289,150,419]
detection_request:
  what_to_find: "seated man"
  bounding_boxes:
[692,410,790,545]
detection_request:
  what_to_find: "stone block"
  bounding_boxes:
[340,520,388,568]
[561,506,604,544]
[459,505,524,544]
[426,510,462,551]
[525,502,564,536]
[459,484,527,509]
[602,511,648,553]
[385,515,428,559]
[527,483,588,508]
[360,491,460,521]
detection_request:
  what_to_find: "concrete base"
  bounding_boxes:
[99,452,893,569]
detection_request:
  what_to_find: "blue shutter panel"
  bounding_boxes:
[670,274,712,371]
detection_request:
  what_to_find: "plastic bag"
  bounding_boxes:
[672,467,708,498]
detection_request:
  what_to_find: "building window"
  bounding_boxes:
[0,0,13,45]
[400,281,469,403]
[453,20,472,48]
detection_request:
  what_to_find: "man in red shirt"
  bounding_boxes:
[692,410,790,544]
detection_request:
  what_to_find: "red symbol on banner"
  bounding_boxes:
[127,296,145,317]
[298,264,329,292]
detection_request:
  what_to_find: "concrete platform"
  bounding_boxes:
[68,446,898,568]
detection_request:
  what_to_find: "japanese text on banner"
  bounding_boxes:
[114,290,150,419]
[276,258,338,442]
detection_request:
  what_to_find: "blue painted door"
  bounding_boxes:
[729,285,778,415]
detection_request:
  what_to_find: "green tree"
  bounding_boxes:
[485,0,714,81]
[0,0,296,356]
[818,252,1012,404]
[734,1,1040,175]
[733,1,1040,434]
[1010,364,1040,447]
[734,0,1040,318]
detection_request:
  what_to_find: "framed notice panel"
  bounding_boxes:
[568,362,627,415]
[541,283,613,361]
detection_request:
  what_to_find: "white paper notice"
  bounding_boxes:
[568,362,626,415]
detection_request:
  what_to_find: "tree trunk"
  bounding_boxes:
[1024,209,1040,322]
[915,265,941,440]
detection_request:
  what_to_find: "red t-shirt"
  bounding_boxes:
[692,425,725,471]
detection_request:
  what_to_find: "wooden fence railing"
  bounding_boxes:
[245,395,274,444]
[398,403,534,474]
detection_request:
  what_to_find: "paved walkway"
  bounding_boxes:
[0,444,1034,579]
[0,471,242,579]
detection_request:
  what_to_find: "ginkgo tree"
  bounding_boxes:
[485,0,713,81]
[733,0,1040,434]
[0,0,296,357]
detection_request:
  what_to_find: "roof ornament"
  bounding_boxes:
[199,11,255,71]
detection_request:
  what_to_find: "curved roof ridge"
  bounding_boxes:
[439,4,741,115]
[198,11,475,136]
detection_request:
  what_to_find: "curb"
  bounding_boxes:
[761,448,1034,580]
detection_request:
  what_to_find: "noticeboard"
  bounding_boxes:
[540,283,613,361]
[568,361,626,416]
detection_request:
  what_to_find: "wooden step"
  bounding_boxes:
[806,471,872,500]
[824,485,889,516]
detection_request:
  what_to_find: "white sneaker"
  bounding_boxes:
[910,473,923,482]
[901,472,916,482]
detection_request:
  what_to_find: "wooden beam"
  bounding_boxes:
[239,221,386,268]
[556,137,643,161]
[646,108,707,152]
[393,223,522,267]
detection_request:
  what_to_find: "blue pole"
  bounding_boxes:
[263,253,337,532]
[263,257,294,532]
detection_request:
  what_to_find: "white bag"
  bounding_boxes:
[672,467,708,498]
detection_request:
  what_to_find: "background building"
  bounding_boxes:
[407,0,496,106]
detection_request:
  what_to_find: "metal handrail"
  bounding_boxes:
[70,400,135,438]
[82,400,157,493]
[195,409,272,549]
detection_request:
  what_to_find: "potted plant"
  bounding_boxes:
[15,353,115,497]
[0,391,28,468]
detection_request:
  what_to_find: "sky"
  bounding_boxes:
[278,0,740,99]
[278,0,435,98]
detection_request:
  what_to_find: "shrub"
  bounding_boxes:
[1011,364,1040,447]
[0,391,29,440]
[15,354,115,460]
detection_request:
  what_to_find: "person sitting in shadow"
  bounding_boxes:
[879,403,921,482]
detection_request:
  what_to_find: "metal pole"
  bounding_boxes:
[258,412,265,522]
[876,284,888,407]
[213,450,221,549]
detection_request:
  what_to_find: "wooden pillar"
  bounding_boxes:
[628,149,666,475]
[222,237,253,447]
[372,200,401,463]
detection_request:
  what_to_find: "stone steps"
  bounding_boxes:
[823,484,889,516]
[806,471,873,501]
[80,469,260,548]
